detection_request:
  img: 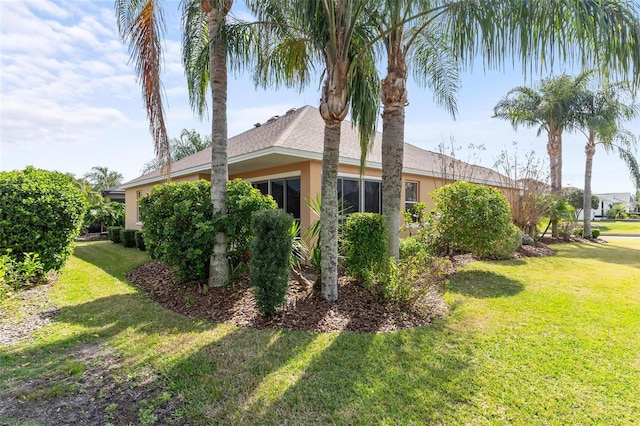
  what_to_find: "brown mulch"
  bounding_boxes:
[126,263,449,334]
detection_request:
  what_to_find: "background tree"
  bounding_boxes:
[493,73,592,236]
[83,166,124,191]
[574,83,639,237]
[565,188,599,220]
[141,128,213,174]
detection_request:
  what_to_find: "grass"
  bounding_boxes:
[1,239,639,424]
[591,220,640,236]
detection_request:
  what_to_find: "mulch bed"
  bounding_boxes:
[126,263,449,333]
[125,240,560,334]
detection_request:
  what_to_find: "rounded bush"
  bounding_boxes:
[250,209,293,317]
[0,167,86,271]
[431,180,514,258]
[591,229,600,239]
[343,213,388,287]
[489,223,522,259]
[399,236,424,262]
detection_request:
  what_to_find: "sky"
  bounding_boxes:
[1,0,639,195]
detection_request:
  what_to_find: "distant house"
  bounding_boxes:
[593,192,635,218]
[122,105,511,236]
[101,185,125,203]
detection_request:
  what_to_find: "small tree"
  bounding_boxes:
[250,209,293,317]
[565,188,599,219]
[343,213,388,288]
[0,167,87,272]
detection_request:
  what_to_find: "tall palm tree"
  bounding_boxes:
[116,0,233,287]
[575,84,640,238]
[248,0,380,301]
[378,0,640,255]
[83,166,124,191]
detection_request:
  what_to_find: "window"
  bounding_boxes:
[253,177,301,221]
[337,177,381,215]
[405,181,418,211]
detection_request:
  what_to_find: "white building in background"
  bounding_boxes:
[593,193,634,218]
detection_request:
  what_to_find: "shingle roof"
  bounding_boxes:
[124,105,508,187]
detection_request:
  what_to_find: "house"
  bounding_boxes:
[101,185,125,203]
[593,192,635,218]
[122,105,511,235]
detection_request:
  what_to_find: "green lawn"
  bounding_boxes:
[1,239,639,424]
[592,220,640,236]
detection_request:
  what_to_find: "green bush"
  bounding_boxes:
[140,179,276,284]
[120,229,137,247]
[430,181,514,258]
[84,201,124,232]
[382,255,449,309]
[1,251,45,298]
[223,179,278,276]
[399,236,425,262]
[606,204,628,219]
[135,231,146,251]
[108,226,123,243]
[250,209,293,317]
[591,229,601,238]
[572,227,584,237]
[140,181,214,283]
[488,223,521,260]
[343,213,388,288]
[0,167,86,272]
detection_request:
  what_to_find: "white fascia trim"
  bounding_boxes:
[338,172,382,181]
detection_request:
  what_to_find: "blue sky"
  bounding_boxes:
[1,0,638,195]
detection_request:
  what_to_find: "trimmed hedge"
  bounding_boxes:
[120,229,137,247]
[135,231,146,251]
[343,213,388,287]
[108,226,123,243]
[0,166,86,271]
[250,209,293,317]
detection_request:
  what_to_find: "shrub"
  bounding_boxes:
[120,229,137,247]
[399,236,425,261]
[0,167,86,272]
[84,201,124,232]
[0,250,45,298]
[606,204,628,219]
[135,231,146,251]
[223,179,278,276]
[140,179,276,284]
[250,209,293,317]
[430,181,514,258]
[488,223,521,260]
[108,226,123,243]
[572,227,584,237]
[382,255,449,309]
[140,180,214,283]
[521,232,535,246]
[591,229,601,238]
[343,213,388,288]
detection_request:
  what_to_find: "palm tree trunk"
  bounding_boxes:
[548,130,562,237]
[583,133,596,239]
[319,120,341,301]
[381,61,407,262]
[206,0,231,287]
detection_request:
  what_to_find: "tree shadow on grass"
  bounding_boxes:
[557,241,640,269]
[447,270,524,298]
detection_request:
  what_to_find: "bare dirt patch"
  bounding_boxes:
[0,343,187,425]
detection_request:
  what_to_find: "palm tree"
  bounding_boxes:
[493,73,593,236]
[141,129,212,174]
[83,166,124,191]
[116,0,233,287]
[378,0,640,254]
[248,0,380,301]
[575,83,640,238]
